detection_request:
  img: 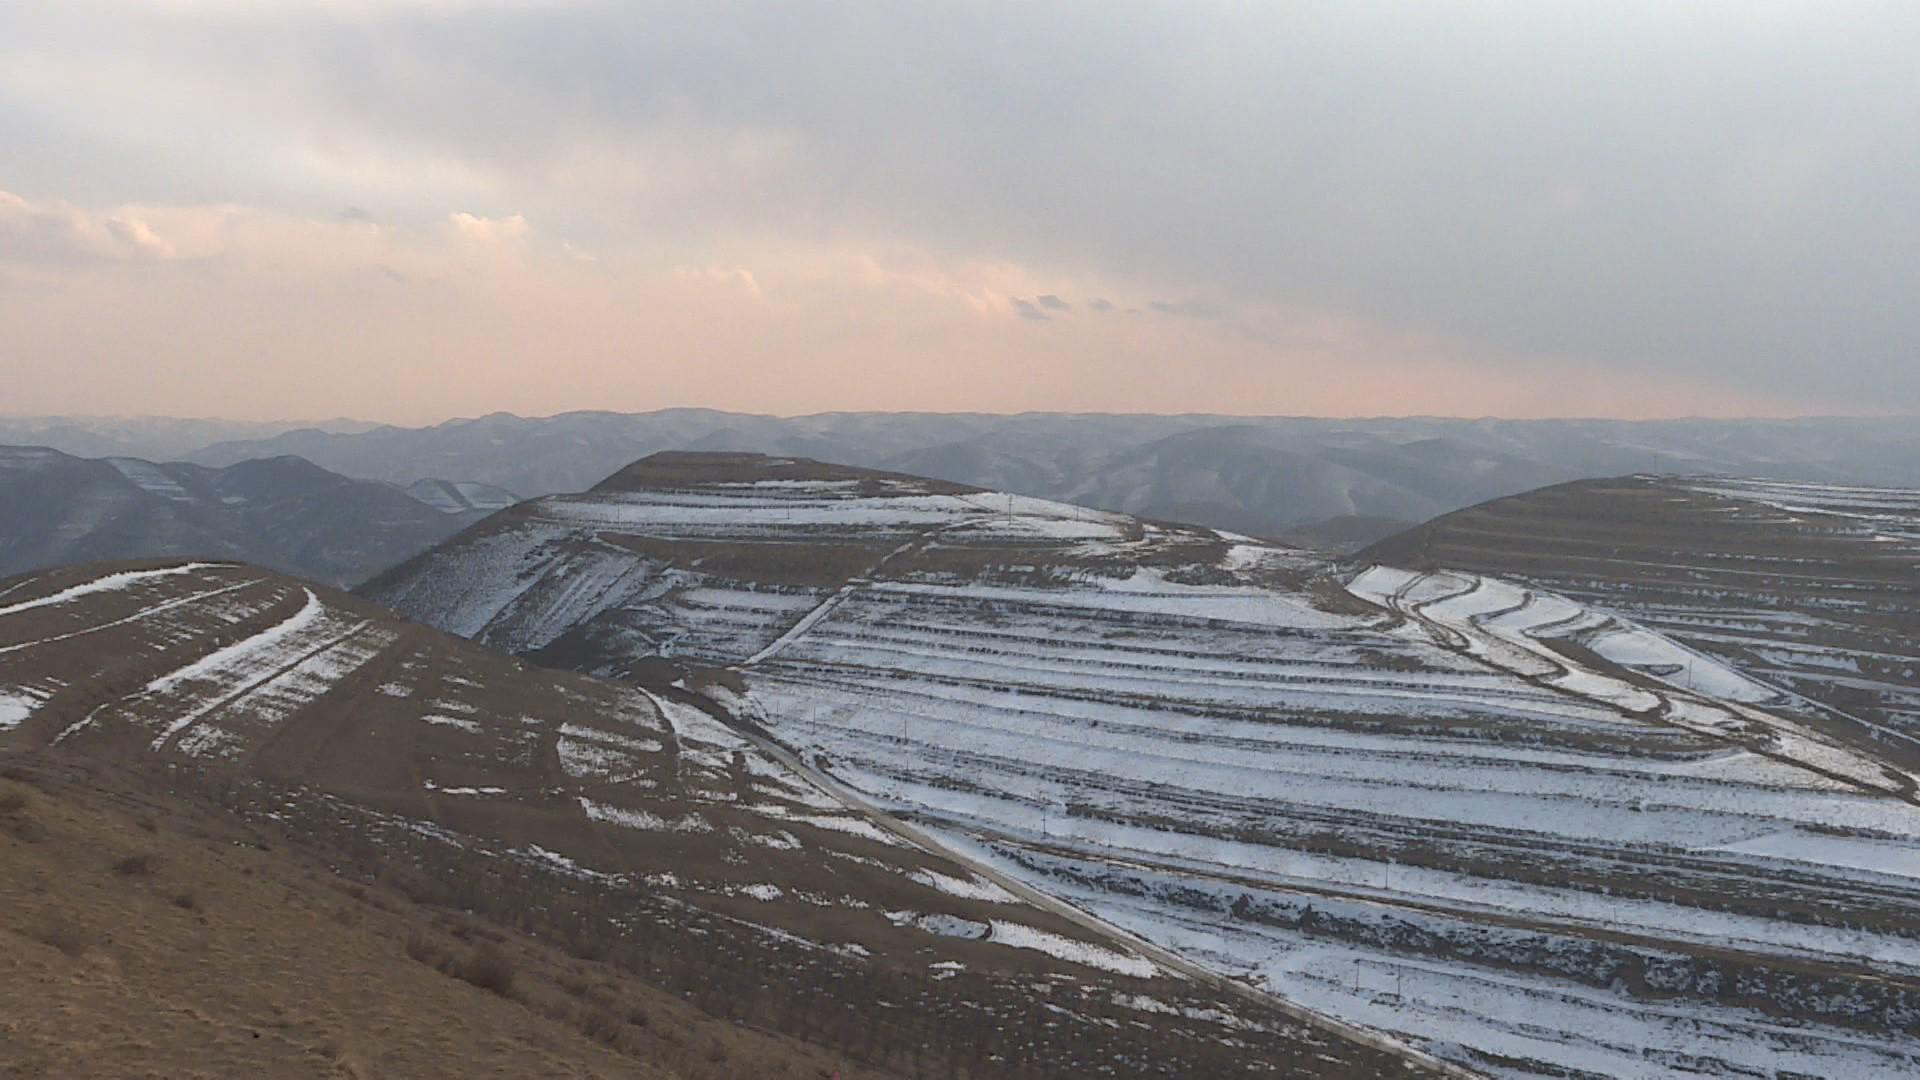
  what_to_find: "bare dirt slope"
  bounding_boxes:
[0,758,890,1080]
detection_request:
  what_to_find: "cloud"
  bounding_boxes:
[1149,299,1223,321]
[1036,294,1069,311]
[0,189,178,263]
[0,188,1834,422]
[673,264,761,297]
[449,211,529,243]
[1087,298,1113,312]
[6,3,1920,410]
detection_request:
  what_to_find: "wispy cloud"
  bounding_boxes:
[450,211,529,243]
[1149,299,1223,321]
[0,190,177,264]
[674,264,761,298]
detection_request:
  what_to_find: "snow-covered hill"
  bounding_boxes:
[1365,474,1920,783]
[366,452,1920,1078]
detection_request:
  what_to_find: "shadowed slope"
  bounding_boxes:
[0,445,501,587]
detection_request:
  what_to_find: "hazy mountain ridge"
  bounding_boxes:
[0,415,381,463]
[180,410,1920,544]
[0,445,510,586]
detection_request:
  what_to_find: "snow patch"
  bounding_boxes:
[0,688,43,730]
[910,867,1019,904]
[987,922,1160,978]
[0,563,226,619]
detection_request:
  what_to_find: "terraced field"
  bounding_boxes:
[1367,475,1920,779]
[0,558,1395,1080]
[370,454,1920,1079]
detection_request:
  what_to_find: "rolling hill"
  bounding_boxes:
[365,452,1920,1078]
[1364,474,1920,785]
[0,556,1418,1079]
[0,445,515,587]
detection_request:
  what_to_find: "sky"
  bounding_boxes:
[2,1,1917,423]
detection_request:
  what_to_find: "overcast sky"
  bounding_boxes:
[3,1,1917,422]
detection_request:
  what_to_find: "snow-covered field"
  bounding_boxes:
[727,565,1920,1076]
[362,462,1920,1078]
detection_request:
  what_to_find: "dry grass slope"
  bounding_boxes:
[0,759,890,1080]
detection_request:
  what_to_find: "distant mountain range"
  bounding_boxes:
[174,410,1920,547]
[10,410,1918,551]
[0,446,516,586]
[0,414,379,463]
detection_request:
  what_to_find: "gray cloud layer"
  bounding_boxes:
[4,1,1918,409]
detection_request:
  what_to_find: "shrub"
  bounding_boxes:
[113,853,156,877]
[458,943,516,996]
[580,1007,625,1045]
[8,815,48,844]
[35,918,90,958]
[0,786,28,813]
[404,931,445,965]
